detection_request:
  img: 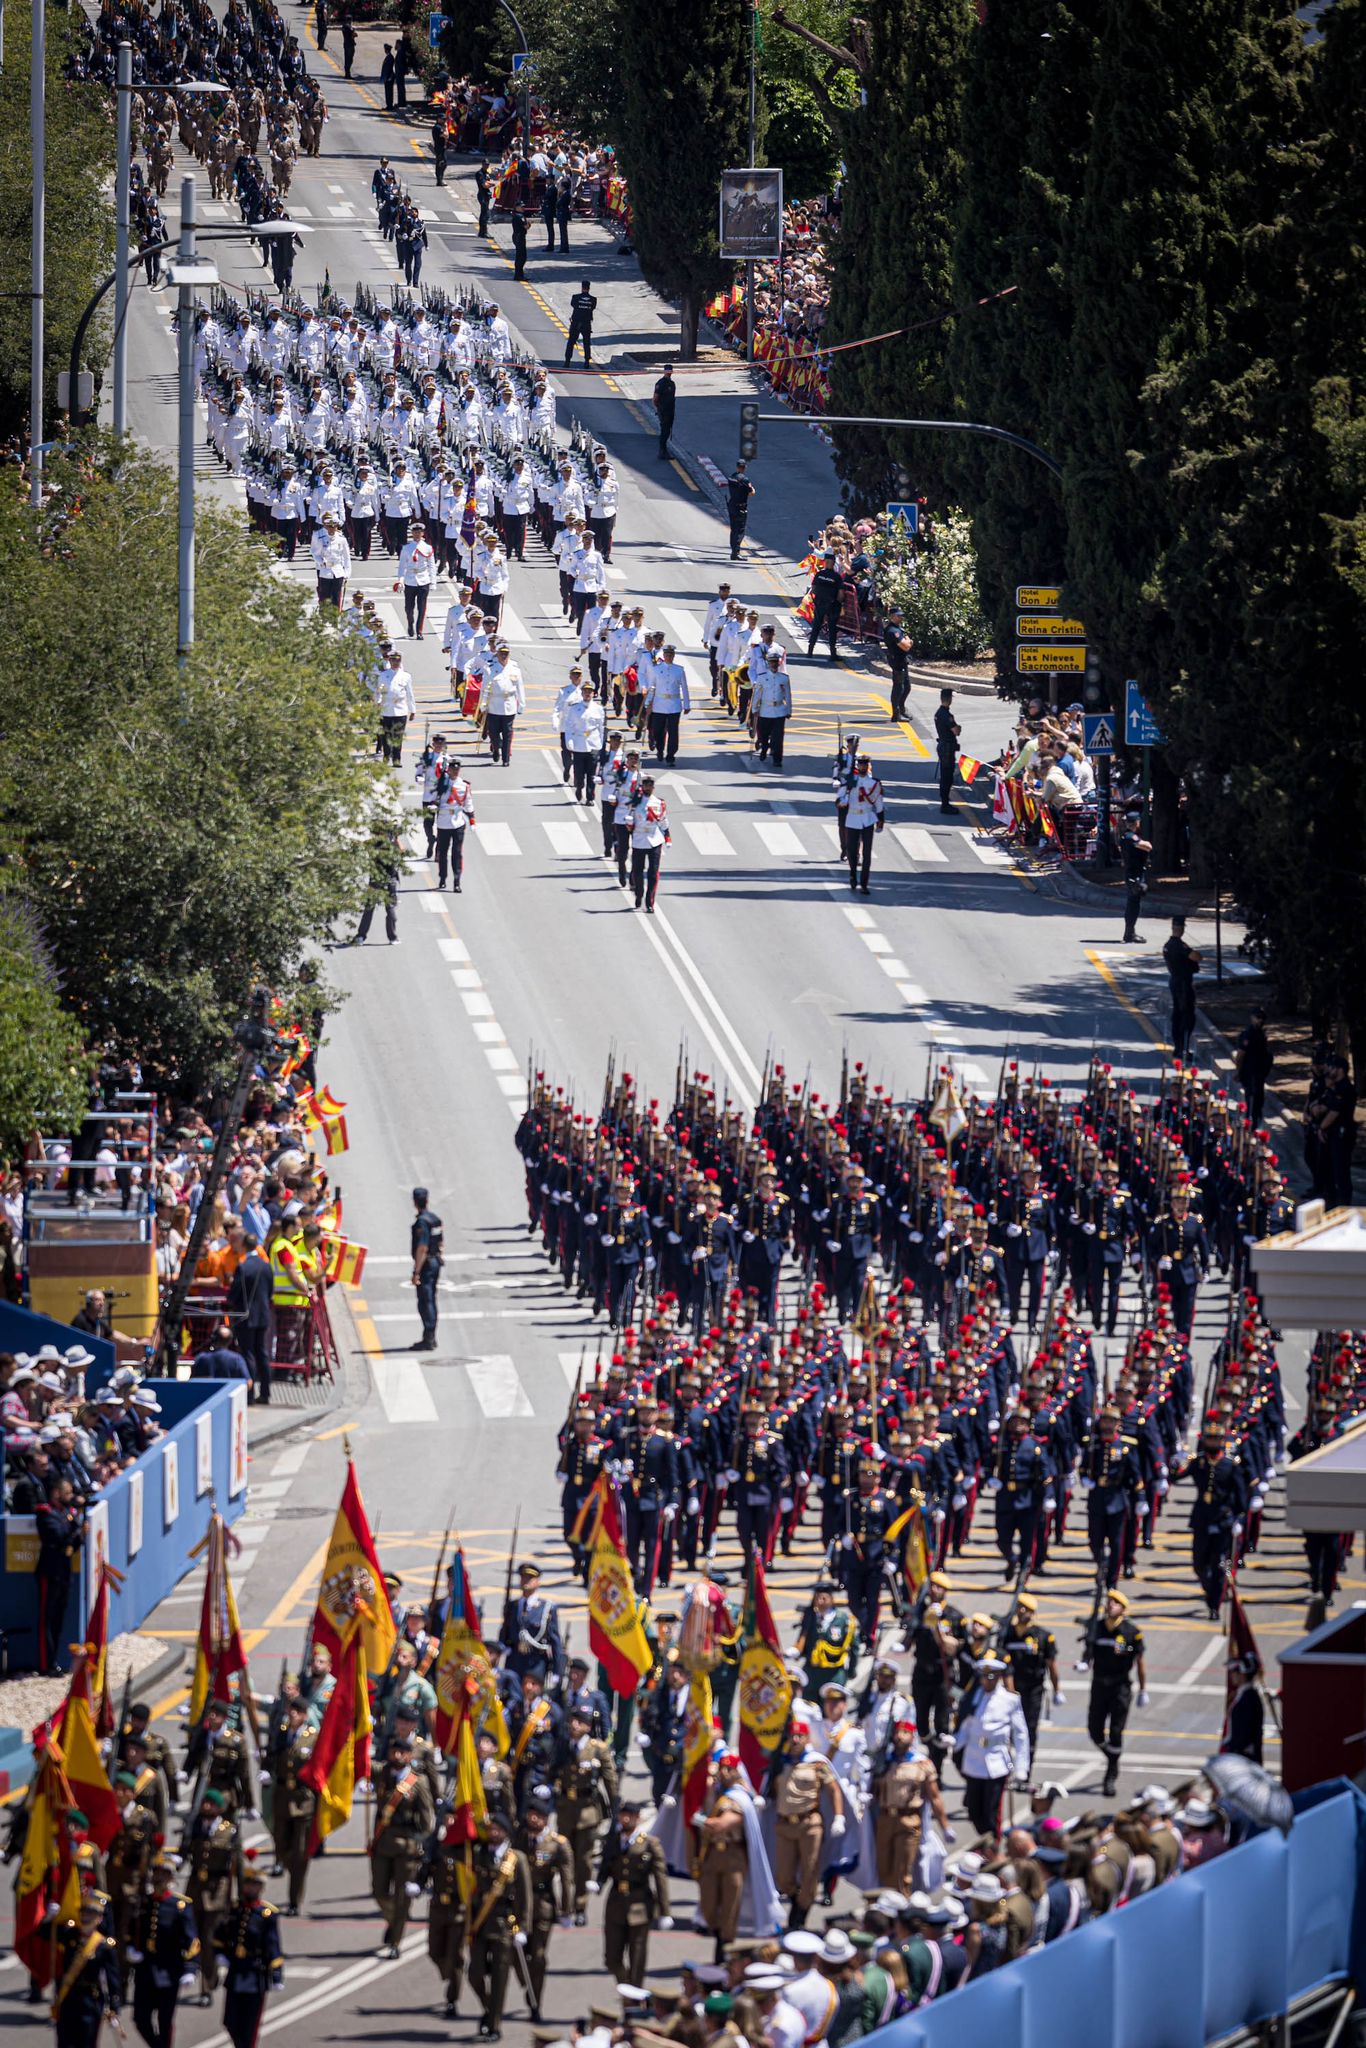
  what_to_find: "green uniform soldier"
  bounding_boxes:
[516,1794,574,2017]
[796,1581,858,1705]
[426,1820,472,2019]
[598,1794,672,1988]
[551,1707,619,1921]
[105,1775,158,1964]
[370,1732,436,1956]
[269,1701,317,1914]
[469,1808,533,2042]
[184,1700,254,1820]
[121,1733,170,1835]
[390,1699,442,1807]
[185,1790,242,2003]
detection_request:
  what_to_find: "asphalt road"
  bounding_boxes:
[1,28,1333,2043]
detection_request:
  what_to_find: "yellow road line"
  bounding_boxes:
[265,1536,331,1630]
[314,1421,351,1441]
[1087,948,1168,1051]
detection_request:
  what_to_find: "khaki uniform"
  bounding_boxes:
[186,1814,242,1996]
[601,1826,670,1986]
[106,1800,157,1961]
[697,1789,747,1943]
[187,1725,253,1818]
[370,1764,436,1943]
[873,1752,937,1892]
[518,1824,574,2008]
[773,1755,836,1910]
[271,1726,317,1910]
[121,1725,177,1815]
[1150,1820,1182,1883]
[427,1838,471,2008]
[552,1739,618,1912]
[469,1841,533,2032]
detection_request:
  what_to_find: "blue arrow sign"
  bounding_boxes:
[1125,678,1166,748]
[885,501,919,532]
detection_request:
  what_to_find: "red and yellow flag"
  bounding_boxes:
[80,1559,117,1737]
[294,1088,323,1132]
[299,1615,372,1851]
[573,1475,652,1697]
[54,1689,120,1854]
[189,1514,254,1733]
[432,1550,508,1757]
[1223,1580,1261,1741]
[15,1730,79,1985]
[885,1502,932,1596]
[315,1086,348,1118]
[321,1234,367,1287]
[958,755,984,786]
[682,1666,714,1825]
[321,1114,349,1157]
[442,1670,489,1904]
[738,1554,791,1788]
[1037,804,1059,844]
[310,1455,396,1677]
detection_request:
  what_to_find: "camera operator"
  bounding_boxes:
[35,1474,87,1673]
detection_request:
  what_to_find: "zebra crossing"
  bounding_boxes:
[426,810,1010,873]
[367,1344,592,1424]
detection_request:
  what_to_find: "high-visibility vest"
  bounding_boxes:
[270,1233,309,1308]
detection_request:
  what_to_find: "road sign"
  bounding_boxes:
[1016,614,1085,641]
[1125,678,1167,747]
[511,49,532,71]
[1083,712,1115,756]
[428,11,447,43]
[886,501,920,533]
[1015,645,1086,674]
[1016,585,1061,609]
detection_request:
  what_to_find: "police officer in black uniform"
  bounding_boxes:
[1079,1588,1147,1798]
[1001,1591,1061,1772]
[726,462,755,560]
[933,689,960,813]
[1121,816,1152,944]
[410,1185,444,1352]
[806,552,843,661]
[565,280,597,366]
[216,1861,284,2048]
[882,604,912,721]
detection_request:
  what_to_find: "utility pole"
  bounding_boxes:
[177,173,197,658]
[113,38,132,435]
[29,0,45,511]
[745,0,757,365]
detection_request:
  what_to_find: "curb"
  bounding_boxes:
[0,1643,188,1804]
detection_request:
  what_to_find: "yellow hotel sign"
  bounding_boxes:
[1017,615,1086,640]
[1016,645,1086,674]
[1015,585,1061,609]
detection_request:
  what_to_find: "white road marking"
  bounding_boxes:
[893,826,950,863]
[466,1353,534,1418]
[472,1020,504,1043]
[967,836,1015,867]
[895,982,930,1005]
[652,908,765,1098]
[485,1047,520,1071]
[499,603,531,643]
[545,820,592,857]
[755,821,803,858]
[843,906,875,930]
[878,956,910,979]
[861,932,892,955]
[450,208,474,224]
[606,561,628,583]
[439,935,471,961]
[327,203,356,218]
[658,774,695,807]
[475,821,520,855]
[419,892,446,911]
[373,1360,439,1424]
[662,607,703,653]
[1176,1630,1227,1687]
[682,821,736,858]
[192,1931,427,2047]
[961,1063,993,1090]
[451,967,482,989]
[559,1351,590,1389]
[816,821,843,851]
[461,990,495,1017]
[272,1443,310,1478]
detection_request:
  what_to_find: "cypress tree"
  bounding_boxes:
[616,0,756,358]
[824,0,976,510]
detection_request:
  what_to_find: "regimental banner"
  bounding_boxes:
[1015,585,1061,609]
[1016,615,1086,640]
[1016,645,1086,674]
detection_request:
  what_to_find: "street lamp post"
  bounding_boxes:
[745,0,758,366]
[29,0,45,510]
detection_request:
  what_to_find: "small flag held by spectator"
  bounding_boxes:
[958,755,984,785]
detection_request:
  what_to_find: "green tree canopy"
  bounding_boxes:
[0,899,90,1156]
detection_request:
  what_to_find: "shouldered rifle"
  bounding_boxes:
[504,1508,521,1617]
[1075,1567,1106,1672]
[992,1557,1031,1653]
[427,1511,455,1637]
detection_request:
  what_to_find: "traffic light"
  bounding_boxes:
[739,401,759,462]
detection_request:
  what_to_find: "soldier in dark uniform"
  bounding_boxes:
[639,1656,689,1805]
[616,1392,679,1596]
[120,1703,178,1817]
[990,1409,1045,1586]
[602,1175,652,1327]
[184,1697,253,1819]
[505,1672,563,1814]
[516,1792,574,2015]
[551,1705,618,1920]
[425,1807,470,2018]
[999,1161,1054,1331]
[557,1401,607,1579]
[468,1807,533,2041]
[559,1657,612,1741]
[1222,1651,1264,1764]
[1081,1404,1141,1590]
[1080,1588,1148,1798]
[1074,1160,1135,1336]
[130,1850,200,2048]
[598,1794,672,1986]
[370,1731,436,1955]
[827,1166,881,1324]
[215,1861,283,2048]
[51,1892,121,2048]
[122,1733,169,1836]
[1148,1183,1210,1338]
[499,1560,565,1686]
[1188,1419,1249,1620]
[268,1699,316,1913]
[737,1167,790,1322]
[687,1184,738,1337]
[946,1211,1005,1321]
[185,1789,242,2003]
[107,1770,159,1963]
[882,605,912,721]
[933,689,960,812]
[726,1395,788,1561]
[410,1185,445,1352]
[839,1456,894,1646]
[1000,1591,1061,1771]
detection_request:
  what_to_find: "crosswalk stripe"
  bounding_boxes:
[893,826,950,864]
[373,1360,439,1424]
[559,1351,588,1390]
[775,616,805,648]
[662,607,703,654]
[419,892,446,912]
[476,822,520,856]
[606,562,628,583]
[327,203,356,218]
[755,821,804,858]
[544,820,592,857]
[967,836,1015,867]
[500,603,532,644]
[816,821,843,851]
[682,821,736,858]
[466,1354,534,1418]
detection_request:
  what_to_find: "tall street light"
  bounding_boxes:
[30,0,44,510]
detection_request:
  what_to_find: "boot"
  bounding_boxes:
[1102,1753,1119,1799]
[787,1900,808,1930]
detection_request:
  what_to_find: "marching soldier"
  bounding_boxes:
[107,1770,159,1962]
[1074,1160,1135,1336]
[370,1731,436,1957]
[1081,1405,1142,1590]
[1080,1589,1148,1798]
[827,1165,881,1323]
[119,1703,178,1818]
[551,1704,619,1922]
[499,1560,565,1686]
[738,1166,791,1322]
[871,1717,947,1892]
[215,1859,284,2048]
[1188,1419,1249,1620]
[909,1570,962,1780]
[129,1849,200,2048]
[1000,1591,1062,1770]
[469,1807,533,2042]
[696,1753,752,1958]
[426,1805,471,2019]
[616,1392,680,1596]
[184,1697,253,1818]
[506,1672,563,1812]
[516,1792,574,2017]
[268,1699,317,1914]
[557,1399,608,1579]
[999,1159,1055,1331]
[185,1790,242,2005]
[839,1456,895,1647]
[795,1577,858,1703]
[770,1726,845,1930]
[947,1211,1006,1318]
[50,1891,121,2048]
[724,1395,788,1562]
[1148,1181,1211,1337]
[989,1409,1045,1587]
[598,1793,672,1985]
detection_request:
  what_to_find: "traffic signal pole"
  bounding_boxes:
[741,408,1062,477]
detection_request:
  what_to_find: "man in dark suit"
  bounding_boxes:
[226,1235,274,1404]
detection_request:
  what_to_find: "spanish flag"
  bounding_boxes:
[315,1086,348,1118]
[294,1088,323,1132]
[441,1671,488,1904]
[299,1614,371,1851]
[958,755,984,785]
[682,1665,714,1825]
[573,1474,652,1697]
[14,1729,79,1985]
[1037,803,1059,843]
[885,1501,932,1596]
[431,1549,508,1758]
[310,1455,396,1677]
[738,1554,791,1789]
[77,1557,118,1737]
[321,1114,349,1157]
[54,1686,120,1855]
[321,1234,367,1287]
[188,1513,254,1733]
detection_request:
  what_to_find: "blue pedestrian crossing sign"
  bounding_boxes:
[1082,713,1115,756]
[885,501,919,533]
[511,49,532,71]
[1125,678,1167,748]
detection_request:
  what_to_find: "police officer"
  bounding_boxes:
[883,604,912,721]
[933,689,960,813]
[565,279,597,366]
[1000,1591,1061,1770]
[1080,1589,1148,1798]
[1121,816,1152,944]
[1188,1419,1249,1620]
[410,1185,445,1352]
[806,552,843,661]
[130,1850,200,2048]
[215,1860,284,2048]
[726,461,755,560]
[51,1891,121,2048]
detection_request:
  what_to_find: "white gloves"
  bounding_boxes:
[600,1233,614,1247]
[830,1815,846,1838]
[909,1230,923,1244]
[687,1495,700,1515]
[1007,1223,1022,1238]
[723,1468,741,1485]
[514,1930,527,1948]
[644,1257,656,1273]
[798,1470,810,1486]
[662,1504,676,1522]
[660,1795,677,1811]
[943,1826,957,1845]
[666,1231,681,1245]
[1082,1223,1097,1237]
[951,1491,967,1510]
[587,1880,601,1894]
[780,1496,794,1513]
[656,1915,674,1931]
[987,1478,1002,1493]
[826,1238,841,1253]
[179,1972,196,1990]
[742,1231,756,1244]
[1159,1256,1172,1271]
[1137,1688,1150,1708]
[405,1881,422,1897]
[127,1949,145,1965]
[841,1534,855,1550]
[1053,1689,1067,1706]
